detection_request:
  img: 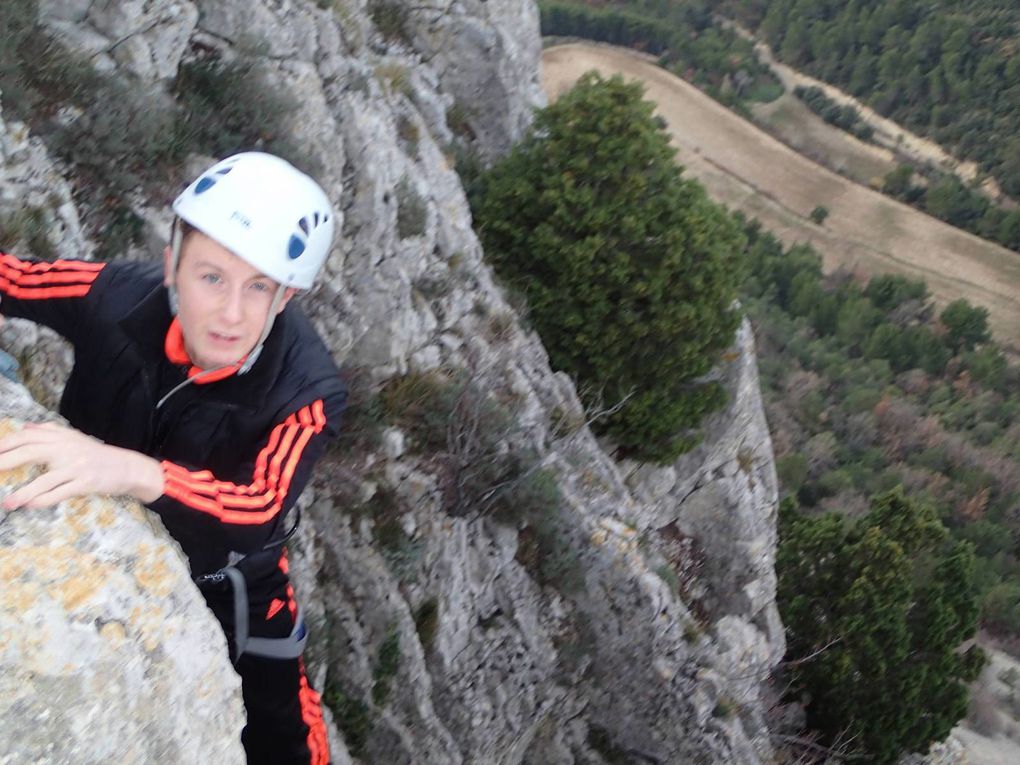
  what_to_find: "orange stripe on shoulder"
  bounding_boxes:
[0,256,104,300]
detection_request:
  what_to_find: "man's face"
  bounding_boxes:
[164,231,294,370]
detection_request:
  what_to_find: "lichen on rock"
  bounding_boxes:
[0,382,245,764]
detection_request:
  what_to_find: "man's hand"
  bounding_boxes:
[0,422,164,509]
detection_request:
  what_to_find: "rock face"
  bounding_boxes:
[0,381,246,764]
[401,0,546,159]
[0,1,784,762]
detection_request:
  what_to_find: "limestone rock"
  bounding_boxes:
[401,0,546,158]
[0,382,245,764]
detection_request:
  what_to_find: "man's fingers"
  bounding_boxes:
[0,425,70,456]
[3,468,74,510]
[22,478,86,510]
[0,442,54,472]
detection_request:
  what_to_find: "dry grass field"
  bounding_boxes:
[750,94,896,188]
[541,43,1020,356]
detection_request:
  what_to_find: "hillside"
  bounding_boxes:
[718,0,1020,198]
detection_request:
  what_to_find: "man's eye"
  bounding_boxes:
[251,282,270,293]
[202,273,221,284]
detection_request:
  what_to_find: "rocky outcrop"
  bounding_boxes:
[401,0,545,159]
[0,1,784,762]
[0,380,246,764]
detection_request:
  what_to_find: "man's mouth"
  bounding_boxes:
[209,331,240,344]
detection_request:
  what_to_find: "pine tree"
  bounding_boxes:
[940,299,991,352]
[778,490,984,764]
[473,73,744,463]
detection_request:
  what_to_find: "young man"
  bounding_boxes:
[0,152,345,765]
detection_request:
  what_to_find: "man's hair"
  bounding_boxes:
[179,220,198,243]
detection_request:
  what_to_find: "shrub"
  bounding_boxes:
[321,680,371,757]
[2,11,312,257]
[413,598,439,651]
[446,101,474,139]
[395,176,427,239]
[174,54,312,172]
[371,628,401,705]
[809,205,829,225]
[865,274,928,312]
[473,72,744,463]
[396,114,420,157]
[374,62,413,98]
[378,370,564,524]
[0,206,56,260]
[369,1,411,45]
[378,370,461,451]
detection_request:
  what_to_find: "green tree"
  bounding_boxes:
[809,205,829,224]
[473,72,744,462]
[940,298,990,352]
[864,273,928,311]
[778,490,984,764]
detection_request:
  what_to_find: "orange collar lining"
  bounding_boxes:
[164,318,246,384]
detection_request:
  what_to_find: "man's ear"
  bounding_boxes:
[276,287,299,314]
[162,246,173,288]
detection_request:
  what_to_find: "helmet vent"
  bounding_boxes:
[289,211,331,260]
[288,235,306,260]
[193,165,234,195]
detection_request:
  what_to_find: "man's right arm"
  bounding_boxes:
[0,252,107,343]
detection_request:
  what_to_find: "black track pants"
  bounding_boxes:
[237,652,330,765]
[202,550,330,765]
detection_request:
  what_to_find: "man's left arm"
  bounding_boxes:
[0,392,346,536]
[151,394,344,551]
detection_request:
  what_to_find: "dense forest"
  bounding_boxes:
[719,0,1020,198]
[539,1,783,111]
[741,223,1020,637]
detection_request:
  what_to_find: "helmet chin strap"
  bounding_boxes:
[168,218,182,316]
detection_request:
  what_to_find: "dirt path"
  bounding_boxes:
[541,43,1020,355]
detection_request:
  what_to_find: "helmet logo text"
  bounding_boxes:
[230,211,252,229]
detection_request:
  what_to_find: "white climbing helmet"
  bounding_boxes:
[172,152,335,289]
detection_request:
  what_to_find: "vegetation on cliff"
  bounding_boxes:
[472,73,745,463]
[0,0,309,259]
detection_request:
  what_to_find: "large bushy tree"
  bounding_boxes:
[473,72,744,462]
[778,489,984,764]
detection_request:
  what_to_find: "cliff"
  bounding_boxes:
[0,1,783,762]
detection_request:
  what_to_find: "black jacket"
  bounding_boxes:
[0,253,346,577]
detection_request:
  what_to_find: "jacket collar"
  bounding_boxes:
[119,283,287,406]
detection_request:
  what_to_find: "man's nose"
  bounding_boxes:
[220,287,245,324]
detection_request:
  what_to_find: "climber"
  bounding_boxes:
[0,152,345,765]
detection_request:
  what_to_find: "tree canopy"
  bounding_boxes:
[778,489,984,763]
[472,72,745,462]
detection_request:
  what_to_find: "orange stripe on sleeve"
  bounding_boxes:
[0,255,104,299]
[1,254,105,272]
[159,402,327,525]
